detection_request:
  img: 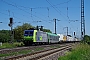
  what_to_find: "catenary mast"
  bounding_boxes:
[81,0,85,39]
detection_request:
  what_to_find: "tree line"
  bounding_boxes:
[0,23,52,43]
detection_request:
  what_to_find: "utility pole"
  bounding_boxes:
[65,27,68,36]
[53,18,60,34]
[55,19,56,34]
[66,27,68,36]
[81,0,85,40]
[63,27,68,36]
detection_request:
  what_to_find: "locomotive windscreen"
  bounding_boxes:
[24,30,34,36]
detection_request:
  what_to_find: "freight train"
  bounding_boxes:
[23,29,78,45]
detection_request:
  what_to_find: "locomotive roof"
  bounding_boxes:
[47,32,58,36]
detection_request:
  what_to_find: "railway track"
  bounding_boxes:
[4,44,74,60]
[0,45,56,53]
[0,43,73,54]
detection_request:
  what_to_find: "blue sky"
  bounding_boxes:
[0,0,90,37]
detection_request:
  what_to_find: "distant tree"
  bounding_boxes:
[14,26,23,40]
[14,23,34,41]
[0,30,10,43]
[22,23,35,30]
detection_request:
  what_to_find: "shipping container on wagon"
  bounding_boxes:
[57,34,67,42]
[63,35,67,41]
[57,34,64,41]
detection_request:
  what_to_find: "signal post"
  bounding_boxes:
[8,18,13,43]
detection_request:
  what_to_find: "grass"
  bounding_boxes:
[0,42,24,48]
[0,43,16,48]
[58,43,90,60]
[0,50,32,57]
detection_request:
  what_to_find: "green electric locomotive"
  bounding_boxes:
[23,29,59,45]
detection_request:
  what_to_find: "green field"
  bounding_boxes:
[58,43,90,60]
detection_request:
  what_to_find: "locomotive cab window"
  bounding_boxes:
[24,30,34,36]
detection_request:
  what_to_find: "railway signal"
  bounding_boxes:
[10,18,13,24]
[8,17,14,43]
